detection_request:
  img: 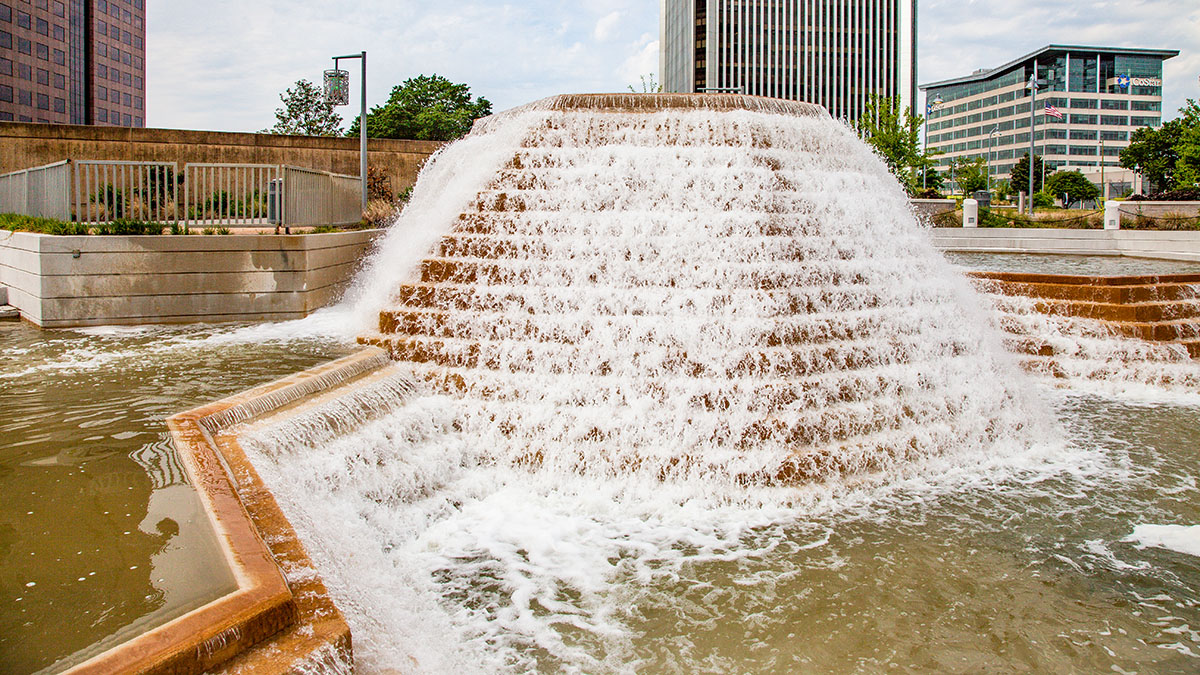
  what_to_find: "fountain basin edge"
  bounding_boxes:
[67,348,394,674]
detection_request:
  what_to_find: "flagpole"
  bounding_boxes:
[1028,74,1037,215]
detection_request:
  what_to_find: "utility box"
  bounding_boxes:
[267,179,283,225]
[972,190,991,208]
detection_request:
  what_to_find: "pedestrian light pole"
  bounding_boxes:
[327,51,368,212]
[986,125,1000,195]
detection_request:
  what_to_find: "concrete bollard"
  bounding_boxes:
[1104,200,1121,230]
[963,198,979,228]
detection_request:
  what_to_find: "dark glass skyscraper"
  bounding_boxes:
[0,0,146,126]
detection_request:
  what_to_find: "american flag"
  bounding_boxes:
[1044,103,1064,120]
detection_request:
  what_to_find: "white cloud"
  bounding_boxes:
[146,0,1194,132]
[594,11,623,42]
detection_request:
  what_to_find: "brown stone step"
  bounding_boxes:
[452,211,816,238]
[1111,319,1200,342]
[389,282,890,316]
[416,257,876,289]
[1025,298,1200,323]
[971,276,1200,304]
[362,333,970,380]
[377,307,930,347]
[432,233,866,264]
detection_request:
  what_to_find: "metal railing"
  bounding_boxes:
[0,161,71,220]
[281,166,363,227]
[1,160,364,228]
[182,163,280,227]
[73,160,179,224]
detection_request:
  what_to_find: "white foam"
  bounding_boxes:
[1126,525,1200,558]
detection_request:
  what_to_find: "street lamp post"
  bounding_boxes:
[330,51,368,212]
[986,125,1000,195]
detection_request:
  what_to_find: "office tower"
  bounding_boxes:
[661,0,917,122]
[0,0,146,126]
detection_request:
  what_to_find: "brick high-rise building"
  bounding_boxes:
[0,0,145,126]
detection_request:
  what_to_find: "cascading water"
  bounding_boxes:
[237,95,1200,672]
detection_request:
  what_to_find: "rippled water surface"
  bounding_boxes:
[0,319,352,673]
[946,251,1200,276]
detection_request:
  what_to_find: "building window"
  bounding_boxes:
[1100,99,1128,110]
[36,67,49,84]
[1100,130,1128,141]
[0,85,11,102]
[97,18,106,35]
[97,41,106,56]
[18,88,31,105]
[1131,100,1160,112]
[97,84,106,100]
[97,108,107,122]
[111,46,120,62]
[0,30,9,48]
[1069,146,1098,156]
[36,92,49,110]
[1069,129,1097,140]
[122,113,131,126]
[0,57,10,75]
[52,0,63,17]
[1130,116,1160,127]
[52,23,62,39]
[17,62,29,79]
[17,36,29,54]
[16,10,29,28]
[133,75,142,89]
[1100,115,1128,126]
[122,91,130,105]
[35,16,47,34]
[0,4,10,22]
[1069,114,1097,125]
[52,48,63,65]
[110,107,119,120]
[121,51,130,65]
[36,42,49,60]
[122,70,130,85]
[133,95,141,110]
[134,116,141,126]
[121,29,130,45]
[97,0,106,12]
[53,96,65,112]
[109,68,119,82]
[97,63,107,77]
[53,72,63,89]
[133,35,140,49]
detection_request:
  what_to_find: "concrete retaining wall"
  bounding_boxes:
[0,229,383,327]
[930,227,1200,262]
[910,199,956,219]
[1117,201,1200,218]
[0,123,443,198]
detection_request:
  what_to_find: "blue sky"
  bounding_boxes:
[148,0,1199,132]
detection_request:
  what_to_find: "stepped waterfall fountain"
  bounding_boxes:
[208,95,1200,672]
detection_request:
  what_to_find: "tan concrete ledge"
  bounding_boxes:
[66,347,392,675]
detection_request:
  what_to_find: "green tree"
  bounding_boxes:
[348,74,492,141]
[1173,99,1200,187]
[950,156,988,195]
[263,79,343,136]
[1010,152,1046,195]
[1120,120,1184,192]
[856,94,925,193]
[1045,170,1100,208]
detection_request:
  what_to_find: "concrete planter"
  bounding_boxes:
[0,229,383,327]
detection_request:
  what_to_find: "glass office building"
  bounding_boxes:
[919,45,1177,189]
[661,0,917,122]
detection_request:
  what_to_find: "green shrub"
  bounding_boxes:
[93,218,165,235]
[310,225,338,234]
[169,222,191,235]
[1032,192,1055,208]
[216,226,232,235]
[201,227,216,235]
[0,213,88,235]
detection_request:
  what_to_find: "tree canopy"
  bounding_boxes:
[263,79,343,136]
[1010,153,1046,195]
[1119,99,1200,192]
[856,94,927,194]
[950,156,988,195]
[1045,171,1100,208]
[347,74,492,141]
